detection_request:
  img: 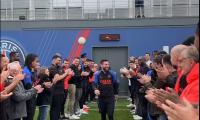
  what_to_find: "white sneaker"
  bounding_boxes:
[75,113,82,117]
[133,115,143,120]
[127,98,132,101]
[65,113,70,118]
[80,109,89,114]
[126,103,134,108]
[130,110,136,114]
[69,114,80,120]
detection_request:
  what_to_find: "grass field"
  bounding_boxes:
[34,99,133,120]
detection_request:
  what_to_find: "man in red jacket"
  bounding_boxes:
[176,46,199,104]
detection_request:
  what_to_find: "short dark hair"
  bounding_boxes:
[129,61,135,64]
[25,53,38,69]
[80,53,87,58]
[158,51,168,58]
[74,57,80,60]
[145,53,150,55]
[153,55,163,66]
[9,52,18,58]
[162,54,172,66]
[64,59,69,62]
[182,36,195,46]
[52,55,62,60]
[100,59,109,64]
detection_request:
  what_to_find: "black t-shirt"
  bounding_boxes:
[69,64,81,86]
[49,64,64,95]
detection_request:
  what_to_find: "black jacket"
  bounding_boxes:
[49,64,64,95]
[36,74,52,106]
[69,64,81,86]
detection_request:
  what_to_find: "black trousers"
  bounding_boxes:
[79,87,87,109]
[23,96,36,120]
[50,94,64,120]
[86,84,95,102]
[0,101,9,120]
[98,98,115,120]
[61,90,68,116]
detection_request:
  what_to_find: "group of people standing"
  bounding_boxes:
[0,51,119,120]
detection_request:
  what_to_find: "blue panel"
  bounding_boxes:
[1,26,195,66]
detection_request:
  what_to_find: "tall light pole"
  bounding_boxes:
[128,0,134,18]
[49,0,53,19]
[97,0,100,19]
[81,0,84,19]
[29,0,35,20]
[11,0,13,20]
[112,0,115,19]
[66,0,69,19]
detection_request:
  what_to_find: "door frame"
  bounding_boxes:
[92,46,129,96]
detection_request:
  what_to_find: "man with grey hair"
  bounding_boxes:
[170,45,188,69]
[175,46,199,104]
[6,62,44,120]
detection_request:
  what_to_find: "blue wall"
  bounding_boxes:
[1,26,196,66]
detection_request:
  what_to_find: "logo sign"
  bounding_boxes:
[0,40,26,64]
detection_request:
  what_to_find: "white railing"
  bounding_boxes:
[0,0,199,20]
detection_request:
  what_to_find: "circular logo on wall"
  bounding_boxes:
[0,40,26,64]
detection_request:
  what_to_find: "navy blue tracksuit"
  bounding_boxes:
[94,70,119,120]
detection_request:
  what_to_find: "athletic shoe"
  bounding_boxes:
[83,105,90,109]
[75,113,82,117]
[69,115,80,120]
[130,110,136,114]
[80,109,89,114]
[65,113,70,118]
[133,115,143,120]
[126,103,134,108]
[127,98,132,101]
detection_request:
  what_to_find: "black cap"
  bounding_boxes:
[80,53,87,58]
[52,54,62,60]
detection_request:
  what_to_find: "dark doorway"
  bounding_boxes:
[92,47,128,96]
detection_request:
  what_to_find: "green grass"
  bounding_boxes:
[34,99,133,120]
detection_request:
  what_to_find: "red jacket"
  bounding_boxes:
[0,83,4,92]
[64,75,72,90]
[174,68,183,93]
[176,63,199,104]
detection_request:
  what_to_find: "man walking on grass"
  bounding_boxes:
[94,59,119,120]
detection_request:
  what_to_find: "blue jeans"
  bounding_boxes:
[158,114,167,120]
[37,106,49,120]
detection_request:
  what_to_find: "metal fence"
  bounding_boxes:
[0,0,199,21]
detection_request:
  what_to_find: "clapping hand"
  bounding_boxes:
[153,88,180,107]
[161,98,199,120]
[81,71,89,77]
[95,89,100,96]
[138,75,151,84]
[0,91,13,102]
[34,85,44,93]
[68,69,75,76]
[52,74,60,84]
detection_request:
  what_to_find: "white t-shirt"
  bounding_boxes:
[146,60,152,67]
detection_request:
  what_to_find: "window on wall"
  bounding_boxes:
[100,34,120,41]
